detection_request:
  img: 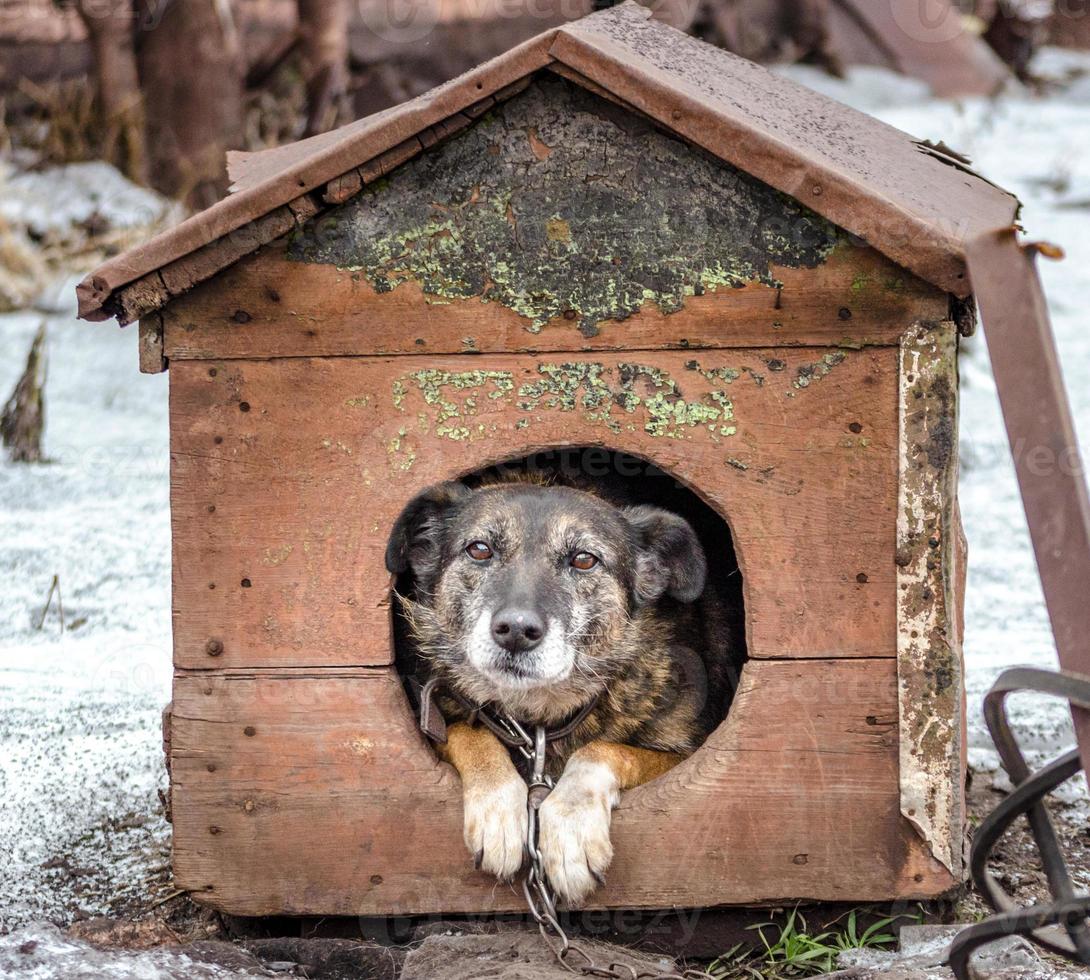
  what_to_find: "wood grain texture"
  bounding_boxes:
[139,314,167,373]
[169,658,954,915]
[896,321,965,878]
[161,238,947,361]
[169,348,899,669]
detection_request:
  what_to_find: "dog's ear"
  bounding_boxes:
[622,506,707,605]
[386,482,472,578]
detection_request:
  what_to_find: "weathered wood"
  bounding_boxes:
[162,240,944,361]
[113,196,319,327]
[281,76,940,345]
[169,347,899,669]
[138,314,167,373]
[114,270,169,327]
[154,63,968,914]
[896,320,964,878]
[169,658,953,915]
[162,78,945,361]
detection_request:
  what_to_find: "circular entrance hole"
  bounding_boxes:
[390,447,747,762]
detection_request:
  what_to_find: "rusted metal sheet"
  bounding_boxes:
[77,2,1018,325]
[967,231,1090,778]
[897,319,964,877]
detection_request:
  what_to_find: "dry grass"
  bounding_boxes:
[0,216,48,312]
[242,60,309,151]
[4,78,102,168]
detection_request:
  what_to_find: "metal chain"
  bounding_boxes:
[417,688,715,976]
[514,720,719,980]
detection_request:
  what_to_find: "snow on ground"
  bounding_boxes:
[0,302,172,930]
[0,923,260,978]
[1,50,1089,932]
[0,160,170,240]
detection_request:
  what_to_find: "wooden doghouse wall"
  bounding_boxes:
[157,75,965,915]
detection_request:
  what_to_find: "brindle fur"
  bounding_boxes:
[388,476,736,779]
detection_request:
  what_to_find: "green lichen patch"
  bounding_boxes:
[391,360,741,443]
[687,361,766,387]
[792,351,847,390]
[385,428,417,471]
[516,361,737,438]
[393,368,514,441]
[288,77,841,336]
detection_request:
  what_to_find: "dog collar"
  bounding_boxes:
[417,676,599,748]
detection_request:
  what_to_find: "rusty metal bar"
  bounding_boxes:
[948,667,1090,978]
[967,229,1090,777]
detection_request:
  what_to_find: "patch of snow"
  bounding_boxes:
[0,161,172,240]
[0,309,172,930]
[0,924,265,978]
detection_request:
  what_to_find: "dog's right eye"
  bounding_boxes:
[466,541,493,561]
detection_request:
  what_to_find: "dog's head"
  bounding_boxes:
[386,481,707,707]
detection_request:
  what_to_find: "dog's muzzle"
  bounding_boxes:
[467,611,575,688]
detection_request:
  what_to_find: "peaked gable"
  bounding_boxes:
[77,2,1017,323]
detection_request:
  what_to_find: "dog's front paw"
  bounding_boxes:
[463,774,528,881]
[538,758,620,905]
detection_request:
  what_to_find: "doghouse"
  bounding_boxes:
[78,3,1023,917]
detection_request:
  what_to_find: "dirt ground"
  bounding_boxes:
[955,768,1090,922]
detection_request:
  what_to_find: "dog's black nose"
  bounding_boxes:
[491,608,545,653]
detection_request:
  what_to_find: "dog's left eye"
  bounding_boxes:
[466,541,493,561]
[570,552,599,571]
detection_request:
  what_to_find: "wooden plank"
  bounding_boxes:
[111,196,320,326]
[896,321,965,879]
[169,348,899,669]
[169,659,954,915]
[139,314,167,373]
[162,240,946,360]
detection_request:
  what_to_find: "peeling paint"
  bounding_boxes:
[287,76,841,336]
[897,320,964,879]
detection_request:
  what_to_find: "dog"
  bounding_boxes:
[385,476,736,904]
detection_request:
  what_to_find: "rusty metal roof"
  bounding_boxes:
[77,1,1020,321]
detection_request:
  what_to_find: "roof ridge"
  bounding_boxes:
[77,1,1017,323]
